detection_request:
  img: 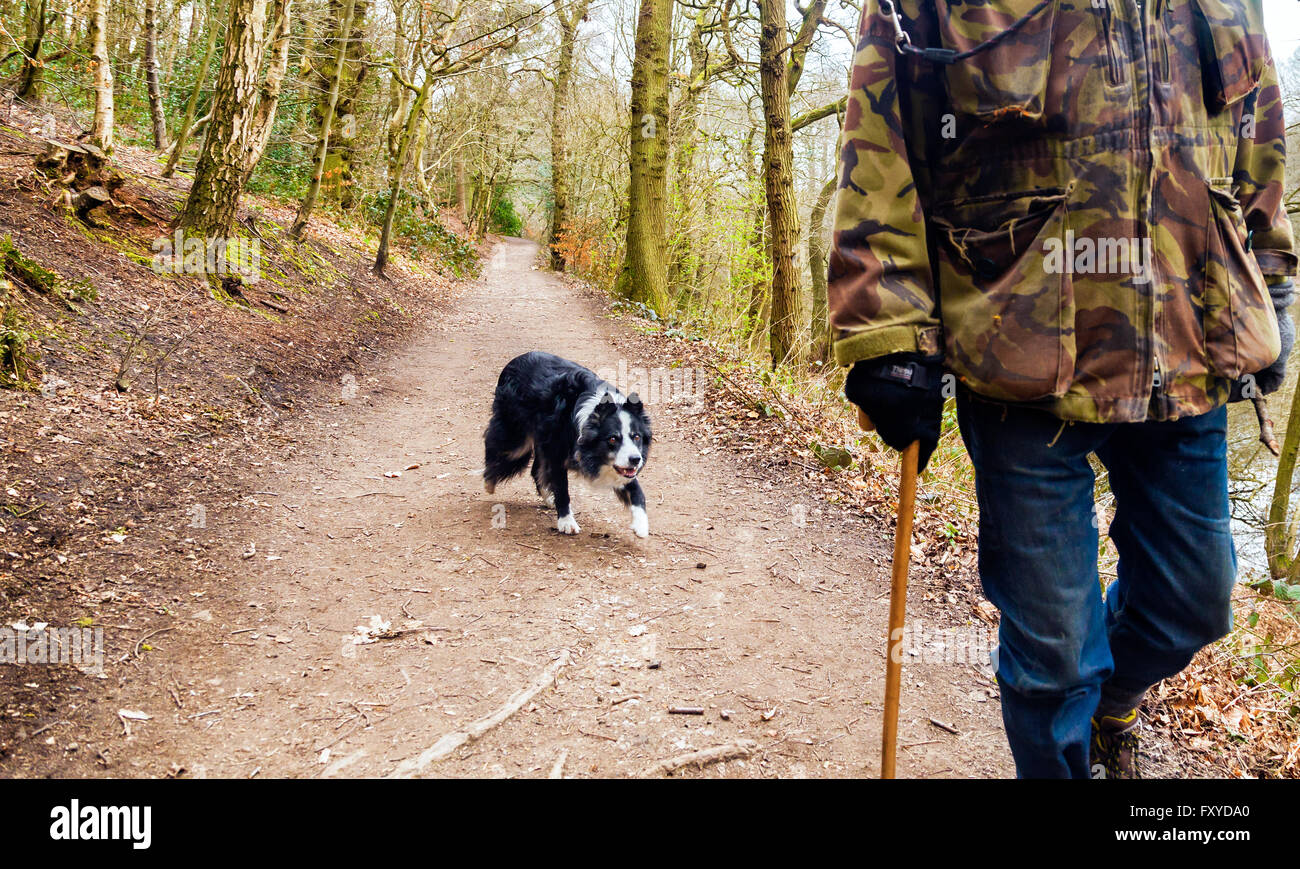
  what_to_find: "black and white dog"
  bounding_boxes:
[483,352,651,538]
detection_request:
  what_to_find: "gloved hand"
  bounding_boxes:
[1231,278,1294,399]
[844,352,945,472]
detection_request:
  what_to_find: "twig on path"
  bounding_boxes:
[26,720,70,740]
[386,650,572,778]
[639,739,758,777]
[928,717,961,735]
[368,625,455,640]
[513,539,556,560]
[235,377,281,419]
[578,728,619,742]
[549,748,568,779]
[657,534,719,556]
[133,627,174,658]
[333,491,406,499]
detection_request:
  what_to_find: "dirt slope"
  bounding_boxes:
[3,238,1016,778]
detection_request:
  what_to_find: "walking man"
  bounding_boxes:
[830,0,1295,777]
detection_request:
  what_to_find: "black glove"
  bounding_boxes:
[1231,278,1294,400]
[844,352,945,472]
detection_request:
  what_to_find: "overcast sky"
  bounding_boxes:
[1264,0,1299,59]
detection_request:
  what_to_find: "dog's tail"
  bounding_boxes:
[482,427,534,493]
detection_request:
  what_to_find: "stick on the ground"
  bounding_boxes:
[549,748,569,779]
[639,739,758,777]
[386,650,571,778]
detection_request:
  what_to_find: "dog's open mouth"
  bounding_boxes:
[615,465,638,479]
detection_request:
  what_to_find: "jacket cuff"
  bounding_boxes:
[833,324,943,368]
[1255,249,1299,277]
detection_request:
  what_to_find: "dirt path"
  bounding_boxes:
[12,238,1015,778]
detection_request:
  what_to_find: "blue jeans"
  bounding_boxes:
[956,391,1237,778]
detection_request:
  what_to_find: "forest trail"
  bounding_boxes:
[13,238,1015,778]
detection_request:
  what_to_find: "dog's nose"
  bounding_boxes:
[628,453,641,466]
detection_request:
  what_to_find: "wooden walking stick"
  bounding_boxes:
[857,407,920,779]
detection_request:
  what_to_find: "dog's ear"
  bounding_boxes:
[626,392,649,422]
[589,392,617,423]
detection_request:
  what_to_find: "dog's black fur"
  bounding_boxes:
[483,352,652,537]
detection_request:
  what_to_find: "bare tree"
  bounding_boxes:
[374,1,523,275]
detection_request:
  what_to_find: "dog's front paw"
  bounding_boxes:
[556,514,581,535]
[630,506,649,538]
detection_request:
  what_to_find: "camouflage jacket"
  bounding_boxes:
[828,0,1297,422]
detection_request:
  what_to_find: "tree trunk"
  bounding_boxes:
[1267,387,1300,578]
[162,0,181,83]
[454,159,468,215]
[162,0,223,178]
[17,0,47,101]
[614,0,672,314]
[547,0,591,270]
[333,0,368,210]
[666,12,708,299]
[144,0,168,149]
[176,0,268,241]
[291,0,356,239]
[88,0,114,151]
[808,174,837,364]
[374,80,430,276]
[412,105,432,199]
[384,1,412,184]
[239,0,292,186]
[759,0,800,367]
[311,0,369,210]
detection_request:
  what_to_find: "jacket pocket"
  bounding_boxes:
[1094,0,1127,86]
[1191,0,1268,112]
[933,187,1075,402]
[1202,181,1279,377]
[933,0,1057,123]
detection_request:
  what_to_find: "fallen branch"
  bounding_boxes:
[639,739,758,777]
[386,650,571,778]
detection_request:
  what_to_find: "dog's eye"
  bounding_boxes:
[607,436,618,445]
[632,434,640,442]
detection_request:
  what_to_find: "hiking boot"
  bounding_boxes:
[1090,708,1141,779]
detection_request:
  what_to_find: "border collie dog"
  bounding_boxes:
[483,352,651,538]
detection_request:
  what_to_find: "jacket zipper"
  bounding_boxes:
[1097,0,1126,85]
[1137,0,1165,409]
